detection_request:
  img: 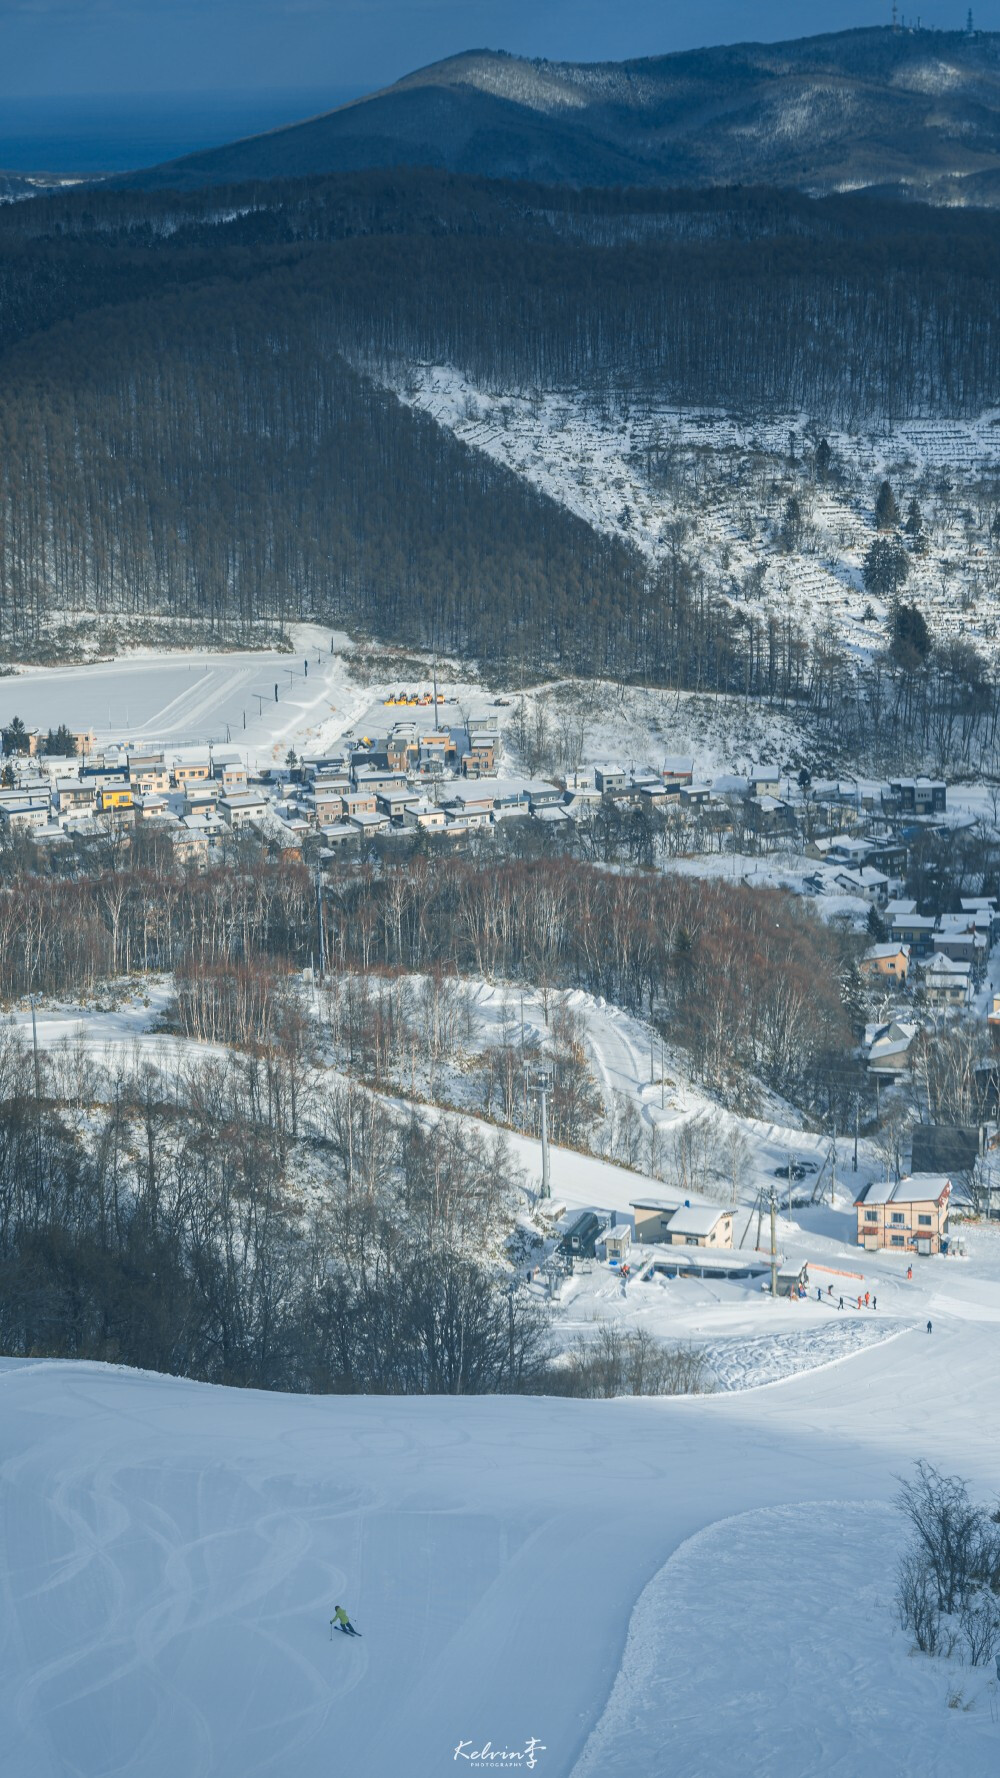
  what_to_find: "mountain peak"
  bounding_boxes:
[113,26,1000,204]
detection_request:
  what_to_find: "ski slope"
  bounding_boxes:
[3,1307,1000,1778]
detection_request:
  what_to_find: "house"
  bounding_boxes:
[171,749,212,786]
[377,787,419,823]
[662,1205,734,1248]
[746,794,796,835]
[464,729,498,775]
[860,943,910,985]
[418,731,457,768]
[868,1019,920,1077]
[629,1196,731,1248]
[132,792,169,820]
[525,780,562,812]
[348,809,389,837]
[184,782,220,815]
[680,782,713,806]
[320,821,360,848]
[128,752,170,794]
[492,779,533,818]
[922,955,972,1010]
[402,798,446,831]
[309,786,346,825]
[219,762,248,794]
[595,765,627,793]
[563,784,603,817]
[342,790,377,819]
[833,867,889,905]
[0,796,50,832]
[932,928,981,971]
[219,791,270,829]
[886,778,947,816]
[891,912,937,956]
[868,839,908,879]
[661,756,695,788]
[57,779,96,813]
[748,765,782,796]
[445,785,497,820]
[855,1175,950,1254]
[99,784,134,814]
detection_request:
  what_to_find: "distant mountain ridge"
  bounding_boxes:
[114,26,1000,202]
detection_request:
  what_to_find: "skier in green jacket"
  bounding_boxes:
[331,1605,360,1637]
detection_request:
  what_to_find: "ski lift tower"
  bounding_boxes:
[529,1065,554,1200]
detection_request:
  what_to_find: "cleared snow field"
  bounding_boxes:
[0,626,371,769]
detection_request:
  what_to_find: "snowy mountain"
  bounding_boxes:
[116,27,1000,202]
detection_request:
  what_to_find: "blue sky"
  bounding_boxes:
[1,1,997,98]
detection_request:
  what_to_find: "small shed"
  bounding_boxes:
[776,1261,809,1297]
[598,1222,632,1266]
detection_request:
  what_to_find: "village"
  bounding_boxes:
[6,665,1000,1314]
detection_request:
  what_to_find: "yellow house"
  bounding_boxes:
[99,786,134,813]
[860,943,910,984]
[855,1174,950,1254]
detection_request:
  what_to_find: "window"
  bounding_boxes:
[891,1213,905,1225]
[865,1211,879,1223]
[891,1235,905,1247]
[918,1214,932,1227]
[685,1236,700,1247]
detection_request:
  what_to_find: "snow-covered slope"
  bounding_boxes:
[4,1299,1000,1777]
[388,365,1000,662]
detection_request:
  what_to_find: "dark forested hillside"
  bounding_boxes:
[1,171,998,676]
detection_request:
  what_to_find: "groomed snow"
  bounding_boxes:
[573,1502,1000,1778]
[4,1310,1000,1778]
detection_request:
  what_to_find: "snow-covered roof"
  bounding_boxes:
[856,1174,950,1207]
[665,1205,731,1238]
[865,943,909,961]
[923,955,970,977]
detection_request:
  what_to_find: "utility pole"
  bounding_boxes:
[29,993,41,1101]
[540,1079,550,1201]
[660,1036,665,1110]
[853,1095,859,1173]
[530,1065,553,1200]
[315,871,326,981]
[650,1032,655,1086]
[831,1124,837,1208]
[770,1187,778,1299]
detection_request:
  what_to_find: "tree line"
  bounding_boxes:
[0,841,860,1109]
